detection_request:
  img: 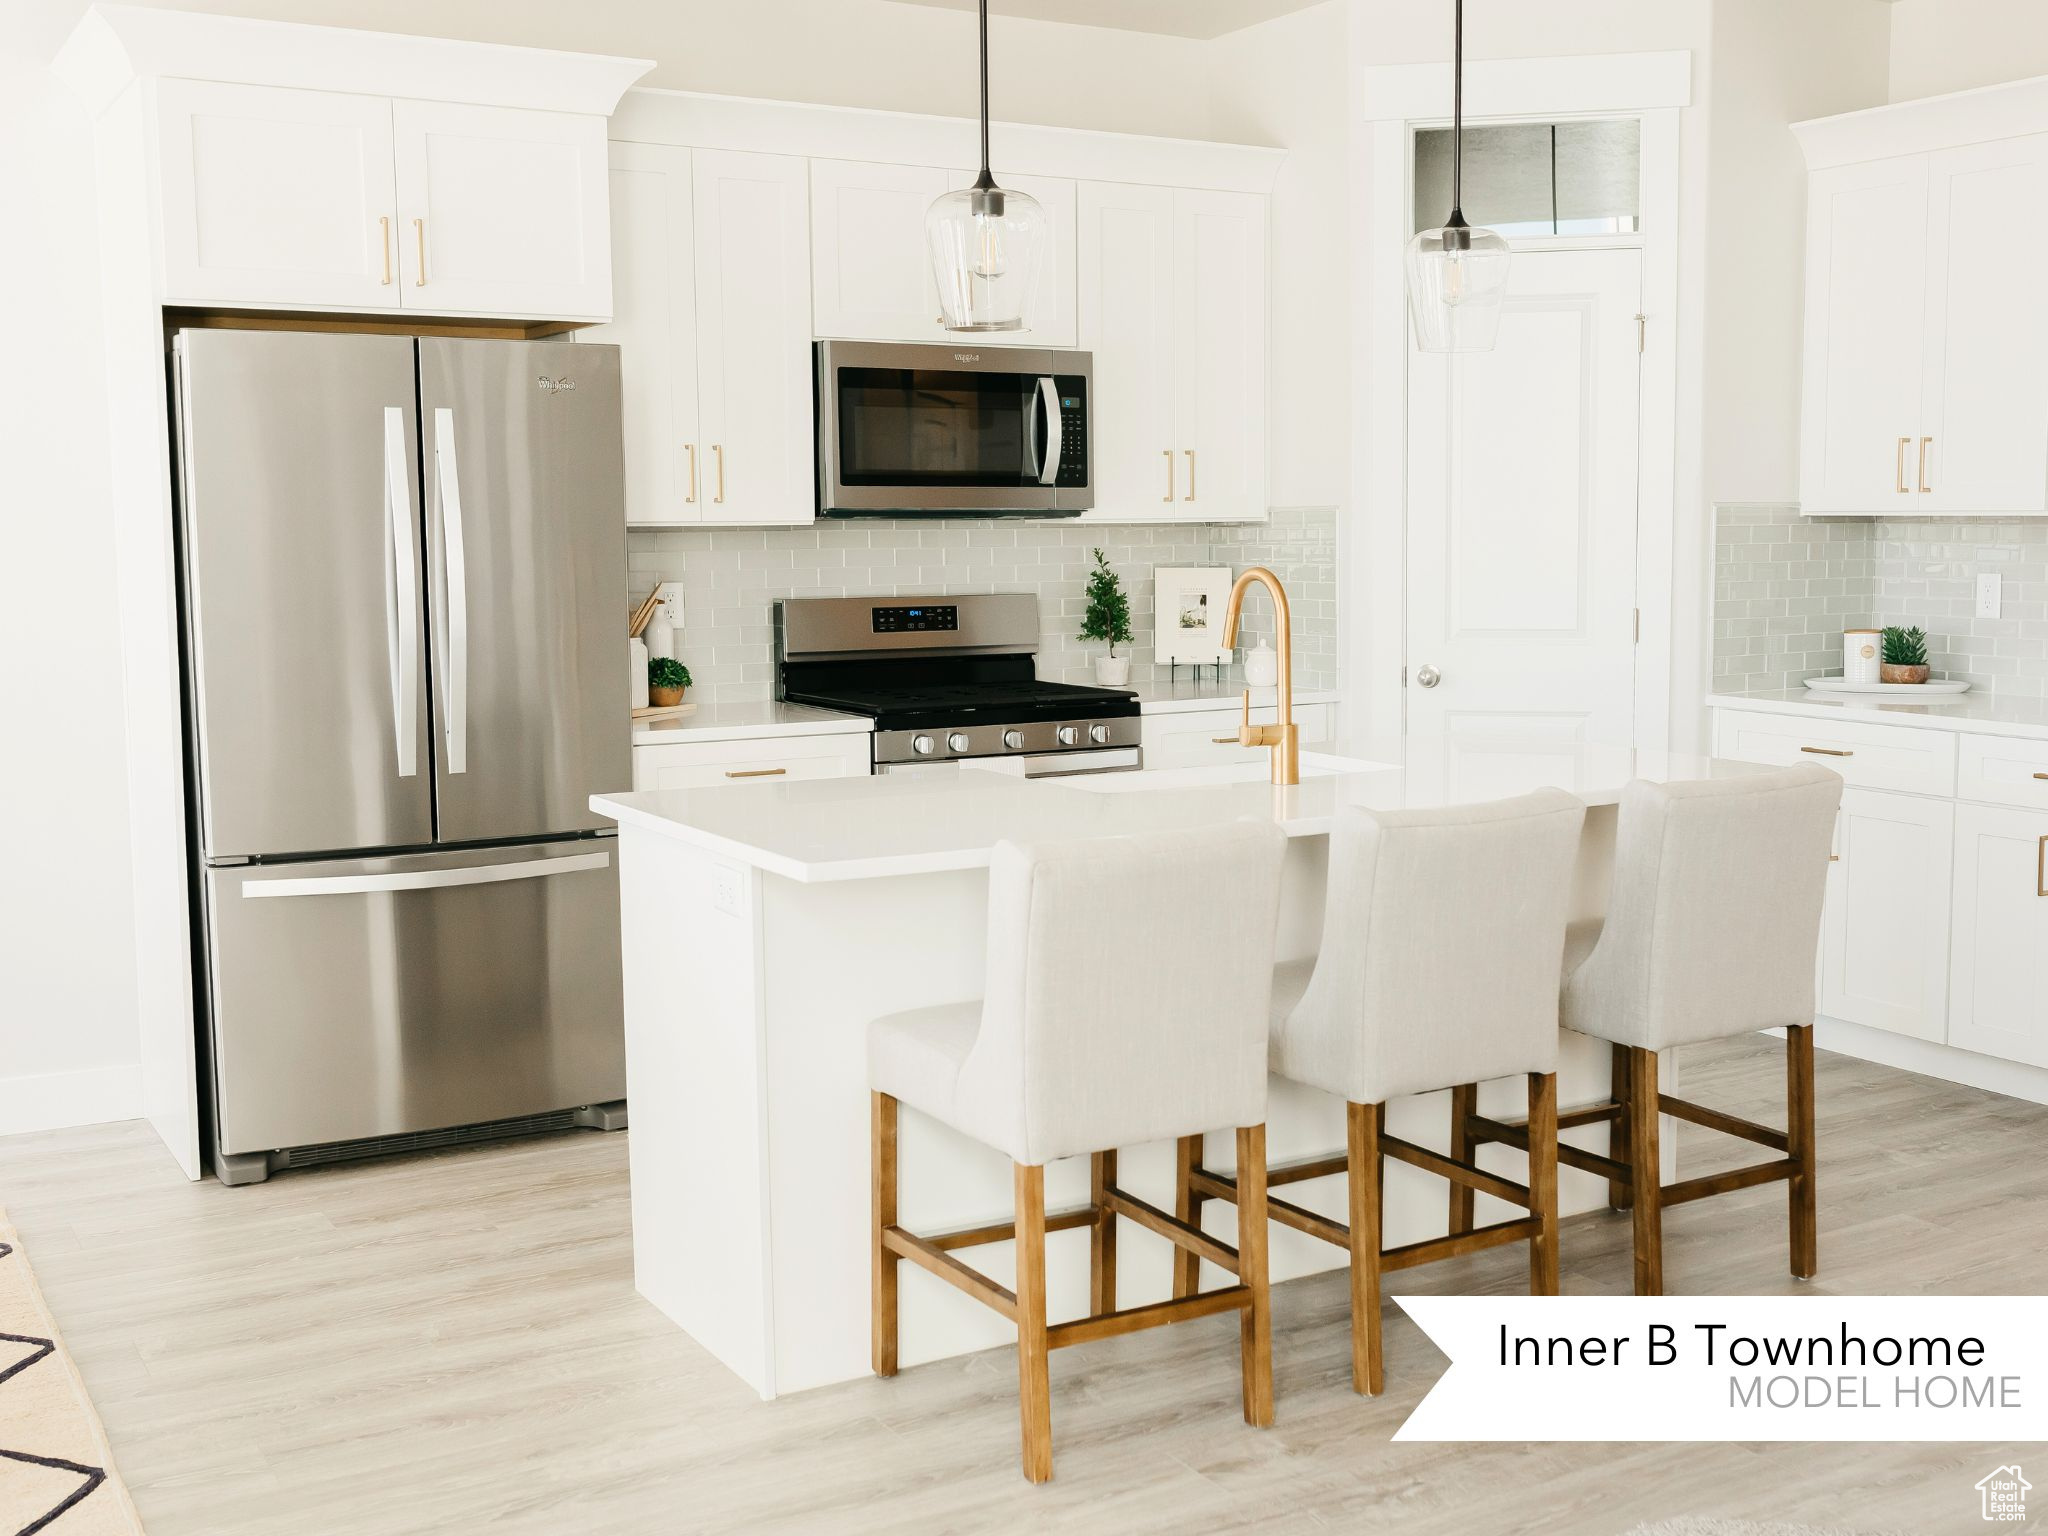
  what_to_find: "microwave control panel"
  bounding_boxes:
[1053,377,1088,488]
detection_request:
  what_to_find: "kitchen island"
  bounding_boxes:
[592,737,1753,1398]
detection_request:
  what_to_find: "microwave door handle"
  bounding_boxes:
[1036,376,1061,487]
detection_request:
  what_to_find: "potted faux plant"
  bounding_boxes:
[1079,548,1134,687]
[648,655,692,707]
[1880,625,1930,685]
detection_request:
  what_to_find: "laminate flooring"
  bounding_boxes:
[1,1037,2042,1535]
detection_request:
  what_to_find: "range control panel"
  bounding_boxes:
[1053,376,1088,489]
[872,604,958,635]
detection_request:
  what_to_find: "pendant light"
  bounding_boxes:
[1405,0,1510,353]
[927,0,1046,332]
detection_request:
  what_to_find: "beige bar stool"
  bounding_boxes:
[1181,790,1586,1396]
[868,821,1288,1484]
[1460,764,1841,1295]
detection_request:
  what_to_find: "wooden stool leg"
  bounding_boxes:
[871,1092,899,1377]
[1014,1162,1053,1484]
[1787,1024,1818,1280]
[1234,1125,1274,1428]
[1526,1072,1560,1296]
[1090,1150,1118,1315]
[1607,1042,1634,1211]
[1627,1047,1664,1296]
[1346,1101,1385,1396]
[1447,1084,1477,1236]
[1172,1133,1204,1299]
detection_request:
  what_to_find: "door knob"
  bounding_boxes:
[1414,664,1442,689]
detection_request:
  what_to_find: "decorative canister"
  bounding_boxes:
[1843,628,1882,684]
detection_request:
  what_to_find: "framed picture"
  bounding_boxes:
[1153,566,1233,665]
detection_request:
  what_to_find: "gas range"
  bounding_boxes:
[776,594,1142,774]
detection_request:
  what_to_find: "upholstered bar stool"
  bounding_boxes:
[1460,764,1842,1296]
[869,821,1288,1484]
[1181,790,1586,1396]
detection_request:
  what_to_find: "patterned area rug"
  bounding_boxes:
[1622,1524,1899,1536]
[0,1211,142,1536]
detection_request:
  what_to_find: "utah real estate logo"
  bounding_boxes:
[1976,1464,2030,1523]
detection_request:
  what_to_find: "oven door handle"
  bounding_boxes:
[1035,376,1062,487]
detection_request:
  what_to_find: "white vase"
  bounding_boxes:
[1243,640,1279,688]
[629,637,650,709]
[1095,655,1132,687]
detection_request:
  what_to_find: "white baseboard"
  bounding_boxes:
[1814,1016,2048,1107]
[0,1063,142,1137]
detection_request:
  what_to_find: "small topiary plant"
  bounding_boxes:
[1078,548,1133,658]
[648,656,691,692]
[1881,625,1928,668]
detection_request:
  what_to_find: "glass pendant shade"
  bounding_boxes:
[928,179,1046,332]
[1405,220,1512,352]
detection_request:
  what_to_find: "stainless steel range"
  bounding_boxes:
[776,594,1141,775]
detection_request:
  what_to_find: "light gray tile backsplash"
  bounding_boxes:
[1712,503,2048,698]
[627,506,1339,704]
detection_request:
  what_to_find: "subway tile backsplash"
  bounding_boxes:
[1713,503,2048,698]
[627,506,1339,705]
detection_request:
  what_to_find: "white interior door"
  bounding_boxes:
[1917,136,2048,514]
[1405,248,1642,745]
[584,143,702,526]
[1172,190,1268,521]
[693,149,815,525]
[1077,181,1177,520]
[1797,156,1930,513]
[392,101,611,319]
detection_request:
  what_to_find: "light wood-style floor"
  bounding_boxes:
[2,1038,2044,1535]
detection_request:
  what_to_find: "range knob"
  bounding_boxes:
[1089,723,1110,745]
[948,732,972,753]
[912,734,937,755]
[1057,725,1081,746]
[1002,729,1025,750]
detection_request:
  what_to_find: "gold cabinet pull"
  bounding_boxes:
[1800,746,1853,757]
[2034,772,2048,781]
[1163,449,1174,502]
[1895,437,1910,494]
[379,216,392,285]
[413,218,426,286]
[1184,449,1196,502]
[1918,436,1933,493]
[725,767,786,779]
[684,443,697,504]
[713,444,725,504]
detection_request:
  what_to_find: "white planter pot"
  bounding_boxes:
[1094,655,1132,687]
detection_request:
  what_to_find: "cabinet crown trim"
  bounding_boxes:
[1795,73,2048,169]
[55,4,652,119]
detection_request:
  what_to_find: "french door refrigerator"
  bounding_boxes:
[172,329,630,1185]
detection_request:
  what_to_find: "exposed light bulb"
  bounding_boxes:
[972,211,1006,280]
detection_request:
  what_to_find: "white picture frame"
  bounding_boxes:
[1153,566,1233,665]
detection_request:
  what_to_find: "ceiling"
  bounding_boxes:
[884,0,1331,41]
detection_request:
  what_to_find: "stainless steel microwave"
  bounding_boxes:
[815,340,1092,516]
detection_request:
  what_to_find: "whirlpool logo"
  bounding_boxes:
[536,375,578,393]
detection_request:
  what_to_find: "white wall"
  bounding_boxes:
[1889,0,2048,103]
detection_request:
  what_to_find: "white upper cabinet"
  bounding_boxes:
[590,145,814,526]
[809,160,952,342]
[1079,182,1267,521]
[391,101,611,319]
[1796,90,2048,517]
[156,80,401,311]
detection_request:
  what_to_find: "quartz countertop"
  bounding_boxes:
[592,734,1744,884]
[632,700,873,746]
[1132,678,1341,714]
[1709,689,2048,740]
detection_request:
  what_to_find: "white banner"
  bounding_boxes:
[1395,1295,2048,1442]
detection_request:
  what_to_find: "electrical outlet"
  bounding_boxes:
[1976,572,2003,619]
[655,581,685,631]
[712,862,742,917]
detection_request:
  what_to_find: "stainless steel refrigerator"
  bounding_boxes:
[172,329,630,1185]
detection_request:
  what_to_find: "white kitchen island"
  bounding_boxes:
[592,737,1752,1399]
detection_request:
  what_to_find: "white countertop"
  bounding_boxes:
[593,734,1742,883]
[1709,689,2048,741]
[631,700,873,746]
[1132,678,1341,714]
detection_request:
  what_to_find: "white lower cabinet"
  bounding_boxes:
[632,733,870,791]
[1947,803,2048,1068]
[1820,788,1954,1042]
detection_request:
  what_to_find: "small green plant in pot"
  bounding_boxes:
[648,656,692,707]
[1880,625,1930,685]
[1079,548,1134,687]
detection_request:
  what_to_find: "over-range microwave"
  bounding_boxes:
[815,340,1092,516]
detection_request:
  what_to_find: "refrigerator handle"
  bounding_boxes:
[432,406,469,775]
[242,848,611,899]
[382,408,420,778]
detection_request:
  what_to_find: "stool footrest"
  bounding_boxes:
[1046,1285,1251,1350]
[882,1225,1017,1321]
[1103,1187,1239,1276]
[1662,1157,1798,1207]
[1474,1099,1622,1135]
[1466,1114,1631,1186]
[1384,1216,1543,1273]
[1658,1093,1790,1152]
[1380,1132,1532,1208]
[1188,1167,1351,1249]
[924,1205,1096,1253]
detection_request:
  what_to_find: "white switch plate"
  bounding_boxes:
[712,862,741,917]
[1976,572,2003,619]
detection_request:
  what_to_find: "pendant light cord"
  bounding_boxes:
[1450,0,1465,222]
[977,0,993,184]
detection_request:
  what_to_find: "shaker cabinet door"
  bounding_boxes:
[1820,787,1953,1043]
[1077,181,1179,520]
[809,159,952,342]
[1947,804,2048,1069]
[156,79,400,311]
[1172,189,1267,521]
